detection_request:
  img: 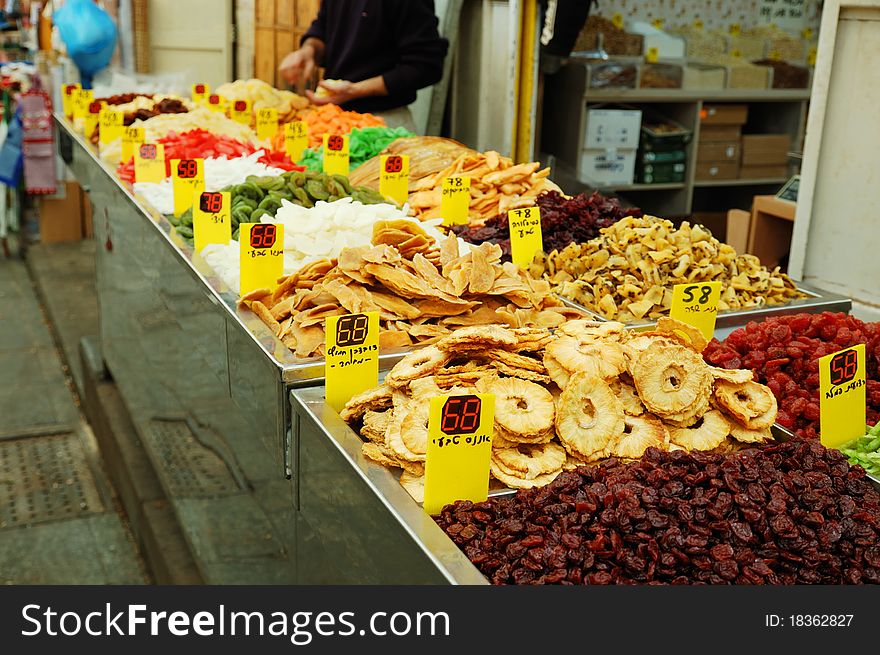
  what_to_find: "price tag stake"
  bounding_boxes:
[239,223,284,296]
[193,190,231,251]
[322,134,350,176]
[423,393,495,515]
[284,121,309,162]
[171,158,205,217]
[819,344,866,448]
[507,206,543,267]
[669,281,722,342]
[325,312,380,413]
[379,154,410,206]
[440,176,471,226]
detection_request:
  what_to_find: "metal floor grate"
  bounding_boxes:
[145,419,238,498]
[0,433,105,528]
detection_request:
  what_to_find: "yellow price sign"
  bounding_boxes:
[808,47,818,66]
[669,281,722,342]
[729,23,741,36]
[508,206,543,268]
[322,134,350,176]
[207,94,228,114]
[192,83,209,104]
[611,13,624,29]
[324,312,380,413]
[819,345,866,449]
[239,222,284,296]
[98,107,124,146]
[121,126,145,162]
[379,154,410,206]
[134,143,166,184]
[256,107,279,141]
[229,98,252,125]
[651,18,664,29]
[284,121,309,162]
[61,83,80,119]
[72,88,93,125]
[84,100,103,138]
[693,18,704,30]
[440,176,471,226]
[645,47,659,64]
[802,27,814,41]
[193,190,232,252]
[170,158,205,217]
[423,393,495,515]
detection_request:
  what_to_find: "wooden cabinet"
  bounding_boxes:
[255,0,320,87]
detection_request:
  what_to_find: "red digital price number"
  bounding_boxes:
[139,144,157,160]
[65,85,77,96]
[249,223,277,249]
[176,159,199,179]
[327,135,344,151]
[199,191,223,214]
[830,349,858,386]
[384,156,403,174]
[89,101,102,114]
[335,313,369,348]
[195,84,206,94]
[208,94,220,105]
[234,100,247,112]
[440,395,482,435]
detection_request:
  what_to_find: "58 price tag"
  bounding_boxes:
[670,281,722,341]
[379,154,409,206]
[322,134,350,176]
[284,121,308,162]
[441,176,471,226]
[239,223,284,295]
[325,311,380,413]
[193,190,231,252]
[256,107,279,141]
[423,393,495,515]
[507,206,543,267]
[819,345,866,448]
[134,143,166,183]
[171,158,205,217]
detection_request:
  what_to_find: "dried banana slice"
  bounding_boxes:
[630,342,712,419]
[668,410,731,451]
[714,380,777,429]
[555,371,625,461]
[488,377,555,439]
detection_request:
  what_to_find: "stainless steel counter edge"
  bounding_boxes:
[56,113,410,385]
[291,386,490,584]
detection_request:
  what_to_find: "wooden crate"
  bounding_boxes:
[254,0,320,86]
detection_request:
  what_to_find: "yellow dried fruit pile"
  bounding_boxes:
[531,215,805,322]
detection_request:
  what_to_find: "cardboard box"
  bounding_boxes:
[740,164,789,179]
[584,107,642,150]
[696,161,739,180]
[700,104,748,126]
[38,181,83,243]
[699,125,741,142]
[697,141,740,163]
[747,195,796,269]
[741,134,791,165]
[579,149,636,186]
[726,209,752,254]
[689,212,728,241]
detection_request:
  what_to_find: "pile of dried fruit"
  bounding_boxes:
[841,424,880,478]
[342,317,777,493]
[214,78,309,121]
[408,150,559,223]
[436,441,880,585]
[450,191,642,261]
[533,215,805,322]
[298,125,414,173]
[704,312,880,439]
[241,225,577,358]
[294,103,385,149]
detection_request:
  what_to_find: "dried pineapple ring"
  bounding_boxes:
[708,366,753,384]
[562,453,591,471]
[361,410,392,443]
[340,384,393,422]
[491,442,565,480]
[489,461,560,489]
[558,319,627,342]
[630,342,712,418]
[400,404,429,456]
[555,371,625,461]
[545,335,626,380]
[714,380,777,429]
[435,324,517,351]
[669,410,730,450]
[729,423,772,444]
[384,408,425,462]
[385,346,451,388]
[542,352,571,388]
[488,377,555,438]
[608,414,669,459]
[399,471,425,503]
[651,317,709,353]
[610,379,645,416]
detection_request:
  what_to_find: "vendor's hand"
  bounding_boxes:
[306,79,359,106]
[279,46,317,90]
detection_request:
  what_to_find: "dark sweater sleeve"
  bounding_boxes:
[382,0,449,96]
[301,0,328,44]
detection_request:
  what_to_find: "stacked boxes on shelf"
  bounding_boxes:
[740,134,791,179]
[636,117,691,184]
[696,104,747,181]
[579,106,642,186]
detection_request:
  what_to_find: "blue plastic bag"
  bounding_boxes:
[54,0,118,86]
[0,109,23,187]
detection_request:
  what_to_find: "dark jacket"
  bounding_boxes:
[303,0,449,113]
